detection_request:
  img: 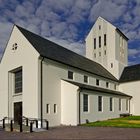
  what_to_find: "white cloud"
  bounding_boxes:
[89,0,127,22]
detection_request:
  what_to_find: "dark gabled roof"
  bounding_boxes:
[116,28,129,41]
[16,25,117,81]
[120,64,140,83]
[64,80,131,98]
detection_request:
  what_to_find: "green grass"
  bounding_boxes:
[83,116,140,128]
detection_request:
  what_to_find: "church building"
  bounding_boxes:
[0,17,139,127]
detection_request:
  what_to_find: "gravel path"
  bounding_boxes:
[0,126,140,140]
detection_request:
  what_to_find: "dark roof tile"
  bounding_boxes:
[16,25,117,81]
[120,64,140,83]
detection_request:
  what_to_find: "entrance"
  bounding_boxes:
[14,102,22,124]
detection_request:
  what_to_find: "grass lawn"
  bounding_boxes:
[83,116,140,128]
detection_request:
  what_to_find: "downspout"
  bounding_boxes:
[40,57,44,128]
[78,88,81,125]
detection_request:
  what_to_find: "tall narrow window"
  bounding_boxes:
[83,94,88,112]
[99,36,101,48]
[14,69,22,93]
[106,82,109,88]
[94,38,96,49]
[104,34,106,46]
[84,75,88,83]
[46,104,50,114]
[54,104,57,113]
[126,99,128,111]
[96,79,99,86]
[94,53,96,58]
[119,98,121,111]
[111,63,113,68]
[98,96,102,112]
[114,84,116,90]
[104,50,106,55]
[110,97,113,111]
[99,25,101,30]
[68,71,73,80]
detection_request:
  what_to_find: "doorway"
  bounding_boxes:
[14,102,22,124]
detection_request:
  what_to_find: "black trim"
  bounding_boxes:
[40,57,44,128]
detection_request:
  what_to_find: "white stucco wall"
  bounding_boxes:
[61,80,79,125]
[0,26,40,119]
[119,81,140,115]
[80,90,130,124]
[85,17,128,79]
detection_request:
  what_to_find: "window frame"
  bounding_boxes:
[14,69,22,94]
[94,38,96,49]
[119,98,122,111]
[68,71,74,80]
[46,104,50,114]
[96,79,99,86]
[110,97,113,111]
[83,94,89,112]
[99,36,101,48]
[98,96,103,112]
[104,34,106,46]
[54,104,57,114]
[84,75,88,83]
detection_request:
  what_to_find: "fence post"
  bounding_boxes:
[30,122,33,133]
[10,120,13,132]
[26,118,28,126]
[20,122,22,132]
[46,120,49,130]
[36,120,38,128]
[2,118,5,129]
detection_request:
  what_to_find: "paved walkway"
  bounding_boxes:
[0,126,140,139]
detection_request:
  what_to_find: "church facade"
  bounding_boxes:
[0,17,139,127]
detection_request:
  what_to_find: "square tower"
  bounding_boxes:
[85,17,128,79]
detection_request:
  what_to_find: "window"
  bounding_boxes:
[114,84,116,90]
[94,53,96,58]
[104,50,106,55]
[104,34,106,46]
[46,104,50,114]
[83,94,88,112]
[111,63,113,68]
[110,97,113,111]
[54,104,57,113]
[126,99,128,111]
[99,25,101,30]
[99,52,101,56]
[96,79,99,86]
[99,36,101,48]
[68,71,73,80]
[12,43,18,51]
[98,96,102,112]
[119,98,121,111]
[14,69,22,93]
[84,75,88,83]
[106,82,109,88]
[94,38,96,49]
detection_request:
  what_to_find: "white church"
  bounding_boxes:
[0,17,139,127]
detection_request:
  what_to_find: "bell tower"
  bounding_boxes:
[85,17,128,79]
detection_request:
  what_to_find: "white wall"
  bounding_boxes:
[61,80,79,125]
[0,26,40,119]
[85,17,128,79]
[80,90,130,124]
[120,81,140,115]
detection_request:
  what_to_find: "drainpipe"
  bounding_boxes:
[40,57,44,128]
[78,88,81,125]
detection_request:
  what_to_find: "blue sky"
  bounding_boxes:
[0,0,140,65]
